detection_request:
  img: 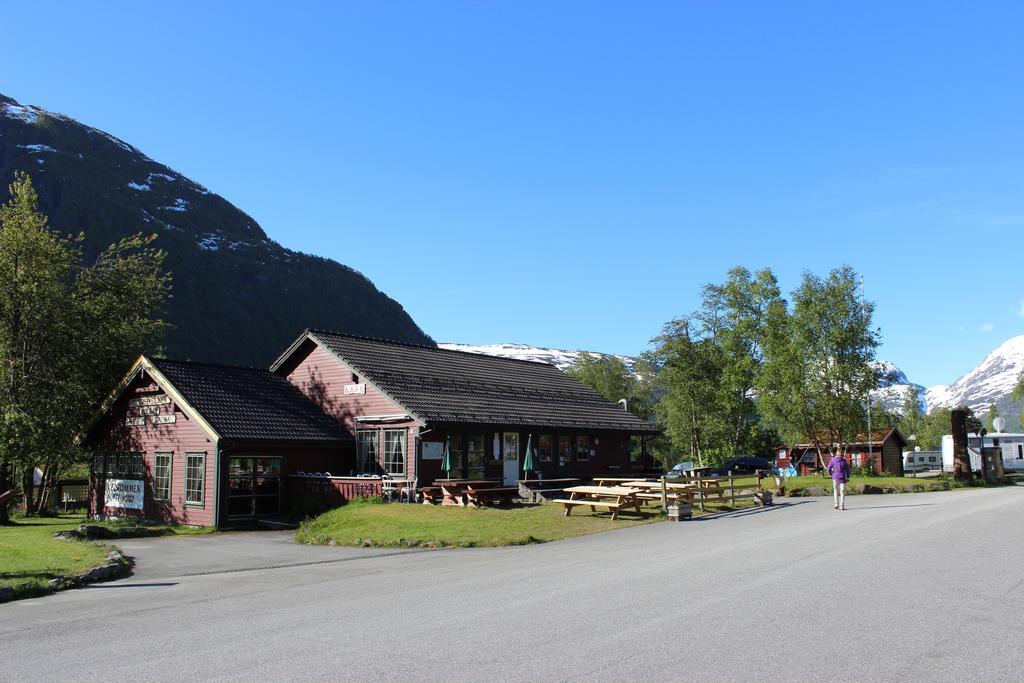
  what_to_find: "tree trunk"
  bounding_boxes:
[22,466,36,515]
[951,409,973,481]
[0,461,12,524]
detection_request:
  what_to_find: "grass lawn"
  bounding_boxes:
[297,499,663,548]
[0,513,211,600]
[0,514,110,599]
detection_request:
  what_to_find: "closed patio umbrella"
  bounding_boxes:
[522,434,534,476]
[442,437,453,479]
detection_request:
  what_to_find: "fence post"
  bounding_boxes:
[729,470,735,505]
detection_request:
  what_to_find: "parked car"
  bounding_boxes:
[708,456,774,476]
[665,461,695,478]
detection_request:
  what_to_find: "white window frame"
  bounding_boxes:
[356,430,379,473]
[185,453,206,507]
[154,452,172,501]
[382,430,406,477]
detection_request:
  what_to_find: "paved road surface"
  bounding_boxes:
[3,488,1023,682]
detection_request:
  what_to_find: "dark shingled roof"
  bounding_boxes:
[302,331,660,434]
[151,358,351,443]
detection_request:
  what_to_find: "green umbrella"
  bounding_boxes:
[441,437,453,479]
[522,434,534,475]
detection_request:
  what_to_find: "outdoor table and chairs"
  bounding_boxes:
[554,485,643,520]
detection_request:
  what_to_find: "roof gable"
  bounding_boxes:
[150,358,352,443]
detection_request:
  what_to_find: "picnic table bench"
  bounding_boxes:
[417,486,442,505]
[434,479,503,506]
[464,485,520,507]
[553,485,642,521]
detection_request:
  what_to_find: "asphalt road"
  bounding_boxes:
[3,487,1023,682]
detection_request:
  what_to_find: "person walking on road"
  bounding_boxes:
[827,453,851,510]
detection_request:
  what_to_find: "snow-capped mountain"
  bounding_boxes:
[925,335,1024,417]
[871,361,927,414]
[0,93,432,365]
[438,343,639,374]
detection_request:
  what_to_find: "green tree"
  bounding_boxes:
[0,173,170,520]
[984,403,1000,431]
[1011,371,1024,430]
[757,266,879,468]
[898,385,925,439]
[650,267,782,465]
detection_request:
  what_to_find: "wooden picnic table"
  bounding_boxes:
[434,479,503,506]
[554,485,642,521]
[464,484,520,507]
[593,476,655,486]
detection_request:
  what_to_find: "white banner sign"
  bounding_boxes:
[151,415,176,424]
[129,395,171,407]
[105,479,144,509]
[343,383,366,395]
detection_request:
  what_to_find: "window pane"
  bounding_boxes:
[465,433,486,479]
[154,453,172,501]
[575,436,591,461]
[538,435,553,462]
[383,430,406,476]
[357,430,378,472]
[558,436,571,465]
[185,454,205,505]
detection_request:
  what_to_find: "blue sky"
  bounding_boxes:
[2,2,1023,387]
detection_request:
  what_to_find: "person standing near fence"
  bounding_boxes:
[827,453,850,510]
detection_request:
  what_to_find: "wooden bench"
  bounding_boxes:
[418,486,442,505]
[464,486,520,507]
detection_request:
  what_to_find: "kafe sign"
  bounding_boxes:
[105,479,144,509]
[343,383,366,395]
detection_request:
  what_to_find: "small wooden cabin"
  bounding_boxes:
[789,427,906,476]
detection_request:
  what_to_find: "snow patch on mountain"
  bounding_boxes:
[2,102,40,124]
[925,335,1024,415]
[159,198,189,212]
[438,342,639,374]
[19,143,57,153]
[127,181,151,191]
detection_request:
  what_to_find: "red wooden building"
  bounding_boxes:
[788,427,906,476]
[272,330,660,488]
[80,357,353,527]
[81,331,660,527]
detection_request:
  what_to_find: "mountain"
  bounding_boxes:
[925,335,1024,426]
[0,94,432,366]
[438,342,640,374]
[871,360,927,414]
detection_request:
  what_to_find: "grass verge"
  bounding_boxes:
[0,515,110,599]
[297,499,661,548]
[0,513,211,600]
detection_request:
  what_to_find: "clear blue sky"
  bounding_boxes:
[3,2,1023,387]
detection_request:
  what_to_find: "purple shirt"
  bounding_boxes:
[827,455,851,483]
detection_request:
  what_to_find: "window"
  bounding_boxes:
[228,457,281,517]
[185,453,206,506]
[575,435,591,461]
[465,433,486,479]
[928,456,937,463]
[558,435,571,466]
[154,453,172,501]
[1017,445,1023,460]
[95,452,144,478]
[356,430,378,473]
[538,435,553,462]
[383,430,406,477]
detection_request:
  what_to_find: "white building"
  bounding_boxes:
[941,433,1024,473]
[903,450,942,472]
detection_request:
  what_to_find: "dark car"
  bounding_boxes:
[709,456,774,476]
